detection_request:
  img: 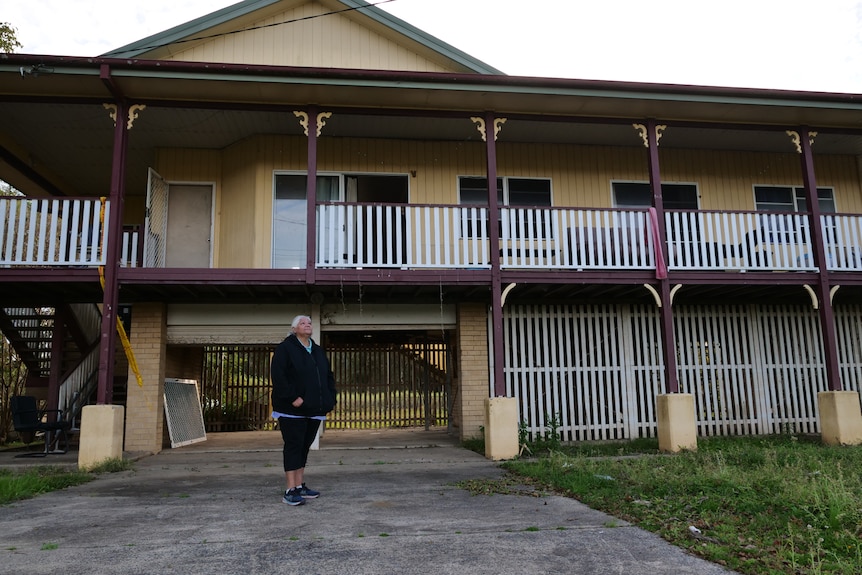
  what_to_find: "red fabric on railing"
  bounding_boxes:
[649,207,667,279]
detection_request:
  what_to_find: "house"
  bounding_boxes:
[1,0,861,463]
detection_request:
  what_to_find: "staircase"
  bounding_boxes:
[0,307,56,382]
[0,304,103,427]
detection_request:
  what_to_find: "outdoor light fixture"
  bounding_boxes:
[19,64,54,77]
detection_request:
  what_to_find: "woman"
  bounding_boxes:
[270,315,337,506]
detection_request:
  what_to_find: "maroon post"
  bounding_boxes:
[304,106,319,284]
[97,99,129,404]
[798,128,842,391]
[484,111,506,397]
[645,119,680,394]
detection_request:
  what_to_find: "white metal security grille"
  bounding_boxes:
[503,303,862,442]
[164,378,207,448]
[144,168,168,268]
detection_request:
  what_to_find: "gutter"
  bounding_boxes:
[3,53,860,107]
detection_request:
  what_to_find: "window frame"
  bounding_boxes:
[271,171,410,268]
[611,180,700,210]
[457,176,552,207]
[457,176,553,239]
[752,185,836,213]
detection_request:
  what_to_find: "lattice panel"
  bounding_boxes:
[503,303,862,442]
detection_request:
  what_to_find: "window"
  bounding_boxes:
[458,176,551,206]
[612,181,699,209]
[613,182,699,250]
[273,174,339,268]
[272,172,409,268]
[753,186,835,213]
[754,186,836,246]
[458,176,551,237]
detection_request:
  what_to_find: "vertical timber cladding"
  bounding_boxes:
[324,331,452,430]
[502,304,862,442]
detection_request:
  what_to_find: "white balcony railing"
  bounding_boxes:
[316,204,656,270]
[823,214,862,271]
[316,203,492,269]
[2,197,861,273]
[500,207,655,270]
[0,197,109,266]
[666,210,815,271]
[665,210,862,272]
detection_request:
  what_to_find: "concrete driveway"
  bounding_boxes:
[0,429,737,575]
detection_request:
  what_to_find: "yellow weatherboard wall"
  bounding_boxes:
[156,1,459,73]
[154,133,862,269]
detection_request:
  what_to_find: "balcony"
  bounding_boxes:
[2,197,862,274]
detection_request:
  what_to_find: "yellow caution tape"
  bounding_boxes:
[99,196,144,387]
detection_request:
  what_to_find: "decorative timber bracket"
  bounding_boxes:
[294,111,333,137]
[786,130,817,153]
[501,283,517,306]
[633,123,666,147]
[471,116,507,142]
[643,283,682,307]
[803,284,841,309]
[103,103,147,129]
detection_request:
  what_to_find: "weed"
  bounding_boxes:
[503,435,862,575]
[519,413,562,456]
[86,457,133,474]
[0,466,92,505]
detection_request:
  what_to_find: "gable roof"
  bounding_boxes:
[101,0,504,75]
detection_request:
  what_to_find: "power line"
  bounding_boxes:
[123,0,399,54]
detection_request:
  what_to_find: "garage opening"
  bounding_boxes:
[323,330,452,430]
[198,330,453,433]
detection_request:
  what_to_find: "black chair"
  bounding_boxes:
[10,395,72,457]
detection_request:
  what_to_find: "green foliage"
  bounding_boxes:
[0,457,135,504]
[460,433,485,454]
[0,336,27,444]
[83,457,133,474]
[503,435,862,575]
[0,23,22,53]
[0,466,93,505]
[519,413,562,455]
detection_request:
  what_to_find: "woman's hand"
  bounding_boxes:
[292,397,304,407]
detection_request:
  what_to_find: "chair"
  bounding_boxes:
[10,395,72,457]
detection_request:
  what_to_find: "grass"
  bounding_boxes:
[494,435,862,575]
[0,457,133,505]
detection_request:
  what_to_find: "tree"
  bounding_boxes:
[0,337,27,444]
[0,22,22,53]
[0,179,25,442]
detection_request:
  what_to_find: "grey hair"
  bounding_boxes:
[290,315,312,331]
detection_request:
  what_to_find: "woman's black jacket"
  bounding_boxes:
[270,334,337,417]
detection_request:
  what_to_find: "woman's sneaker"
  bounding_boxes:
[299,483,320,499]
[283,488,305,506]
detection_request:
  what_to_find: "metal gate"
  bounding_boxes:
[324,332,452,430]
[200,345,274,432]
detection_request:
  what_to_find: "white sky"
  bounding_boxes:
[3,0,862,93]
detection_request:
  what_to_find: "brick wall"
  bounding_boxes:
[166,347,203,381]
[124,303,167,454]
[457,303,490,440]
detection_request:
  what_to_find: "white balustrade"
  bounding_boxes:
[0,197,109,266]
[3,197,861,273]
[666,210,821,272]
